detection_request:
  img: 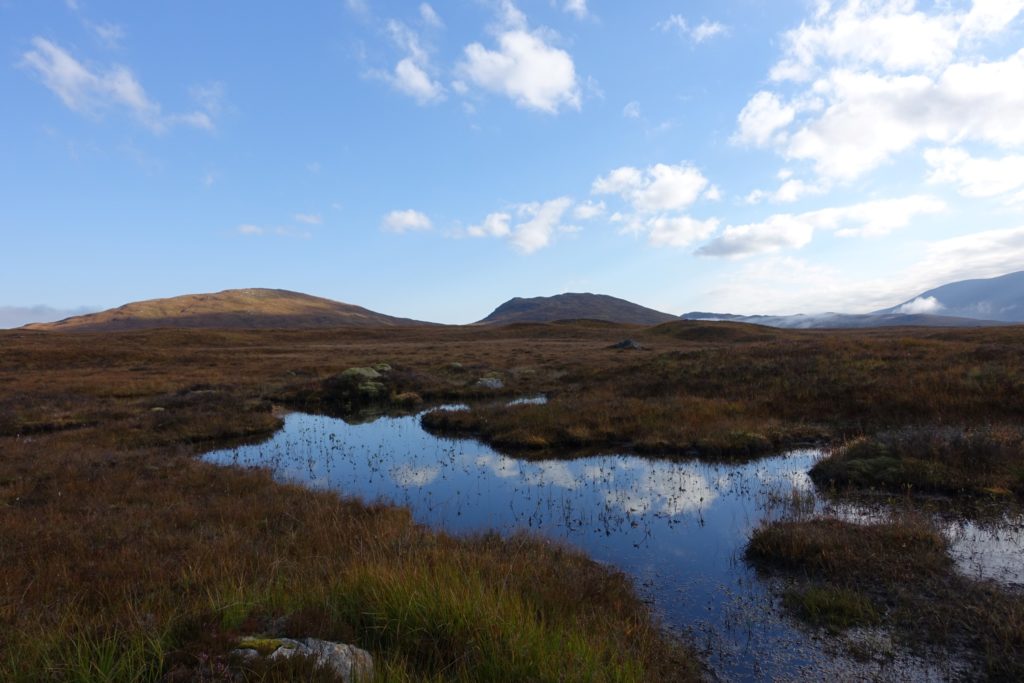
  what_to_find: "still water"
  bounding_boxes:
[203,406,1022,681]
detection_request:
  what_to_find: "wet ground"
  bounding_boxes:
[203,406,1023,681]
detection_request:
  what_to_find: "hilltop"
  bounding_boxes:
[479,293,677,325]
[24,288,429,332]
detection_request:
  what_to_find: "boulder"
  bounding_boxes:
[476,377,504,389]
[609,339,643,350]
[234,637,373,682]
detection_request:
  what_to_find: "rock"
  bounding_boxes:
[372,362,392,373]
[609,339,643,350]
[476,377,504,389]
[339,367,382,381]
[237,636,374,682]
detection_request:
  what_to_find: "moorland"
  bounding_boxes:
[2,319,1023,680]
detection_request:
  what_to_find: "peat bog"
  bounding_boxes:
[2,321,1024,680]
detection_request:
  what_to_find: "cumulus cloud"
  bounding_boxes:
[381,20,445,104]
[457,2,580,113]
[573,200,605,220]
[593,162,710,213]
[897,296,944,314]
[736,1,1024,181]
[382,209,433,233]
[733,91,795,147]
[699,195,946,257]
[622,100,641,119]
[510,197,575,253]
[21,37,216,132]
[648,215,720,248]
[467,198,575,253]
[467,212,511,237]
[657,15,728,43]
[924,147,1024,200]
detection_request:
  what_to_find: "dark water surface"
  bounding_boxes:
[203,407,1022,681]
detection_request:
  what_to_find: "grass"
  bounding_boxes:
[3,320,1024,678]
[811,426,1024,496]
[747,517,1024,679]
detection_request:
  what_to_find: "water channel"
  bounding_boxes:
[203,404,1023,681]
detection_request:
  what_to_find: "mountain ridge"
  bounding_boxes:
[23,288,430,332]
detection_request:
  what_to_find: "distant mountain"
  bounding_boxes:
[479,293,678,325]
[24,288,429,332]
[679,311,1006,329]
[876,271,1024,322]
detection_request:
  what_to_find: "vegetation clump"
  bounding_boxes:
[747,517,1024,679]
[811,426,1024,496]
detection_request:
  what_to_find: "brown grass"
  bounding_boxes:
[3,320,1024,678]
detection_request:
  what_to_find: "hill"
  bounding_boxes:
[24,288,428,331]
[478,293,678,325]
[877,270,1024,322]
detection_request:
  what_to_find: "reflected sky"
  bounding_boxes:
[204,410,1019,681]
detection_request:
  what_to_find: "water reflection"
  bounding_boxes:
[203,410,1021,681]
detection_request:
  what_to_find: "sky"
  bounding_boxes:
[2,0,1024,326]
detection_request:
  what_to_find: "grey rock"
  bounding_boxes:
[476,377,504,389]
[231,648,259,661]
[609,339,643,350]
[264,638,373,681]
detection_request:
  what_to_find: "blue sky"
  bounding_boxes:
[3,0,1024,325]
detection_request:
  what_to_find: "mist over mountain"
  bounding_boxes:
[876,271,1024,323]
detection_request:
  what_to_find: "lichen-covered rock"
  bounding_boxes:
[372,362,392,373]
[339,367,382,381]
[235,636,373,681]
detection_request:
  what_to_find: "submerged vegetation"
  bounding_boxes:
[747,517,1024,678]
[2,320,1023,679]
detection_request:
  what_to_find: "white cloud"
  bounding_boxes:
[457,4,580,113]
[698,215,815,257]
[419,3,443,28]
[510,197,574,253]
[897,296,943,314]
[22,38,215,133]
[593,162,709,213]
[382,21,445,104]
[88,22,125,48]
[345,0,369,15]
[741,2,1024,181]
[704,185,723,201]
[622,100,641,119]
[925,147,1024,200]
[294,213,322,225]
[238,224,265,236]
[382,209,433,233]
[564,0,588,19]
[573,200,605,220]
[699,194,946,257]
[691,21,728,43]
[657,15,729,43]
[467,199,575,252]
[468,212,511,237]
[733,91,795,147]
[648,215,720,248]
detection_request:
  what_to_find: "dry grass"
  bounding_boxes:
[3,320,1024,678]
